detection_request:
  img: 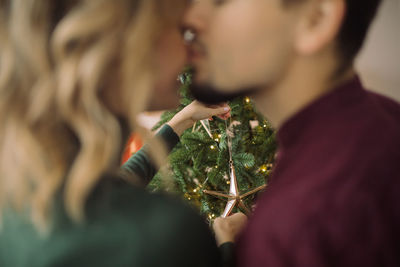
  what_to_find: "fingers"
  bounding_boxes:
[218,111,231,120]
[189,100,231,121]
[213,212,248,246]
[213,213,247,231]
[212,111,230,121]
[207,105,231,120]
[225,212,248,225]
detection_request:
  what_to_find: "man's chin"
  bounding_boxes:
[189,82,259,105]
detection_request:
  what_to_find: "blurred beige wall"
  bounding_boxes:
[356,0,400,101]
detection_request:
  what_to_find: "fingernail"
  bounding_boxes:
[223,107,230,111]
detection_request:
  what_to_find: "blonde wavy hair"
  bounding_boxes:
[0,0,186,231]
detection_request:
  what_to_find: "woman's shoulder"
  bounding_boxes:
[0,175,220,267]
[80,175,221,266]
[86,174,198,221]
[84,174,215,244]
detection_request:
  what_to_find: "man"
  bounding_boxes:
[183,0,400,266]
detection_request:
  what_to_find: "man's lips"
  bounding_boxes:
[187,46,205,63]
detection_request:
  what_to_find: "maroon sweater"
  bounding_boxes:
[237,76,400,267]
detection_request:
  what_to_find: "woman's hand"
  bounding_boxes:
[213,213,248,246]
[167,101,231,136]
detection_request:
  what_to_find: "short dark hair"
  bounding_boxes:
[283,0,382,74]
[336,0,382,71]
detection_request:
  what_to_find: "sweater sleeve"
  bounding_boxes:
[219,242,236,267]
[121,124,180,185]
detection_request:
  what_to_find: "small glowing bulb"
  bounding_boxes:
[193,189,197,193]
[210,145,215,150]
[227,181,230,185]
[260,164,268,173]
[245,97,250,103]
[214,138,219,142]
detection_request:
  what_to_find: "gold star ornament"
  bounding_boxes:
[203,160,266,218]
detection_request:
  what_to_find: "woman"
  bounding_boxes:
[0,0,230,266]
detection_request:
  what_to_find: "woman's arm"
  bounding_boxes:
[121,124,179,185]
[121,101,230,185]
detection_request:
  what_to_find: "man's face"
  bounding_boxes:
[184,0,299,103]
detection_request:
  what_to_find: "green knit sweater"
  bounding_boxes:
[0,125,232,267]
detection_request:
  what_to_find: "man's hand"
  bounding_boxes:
[213,213,248,246]
[167,101,230,136]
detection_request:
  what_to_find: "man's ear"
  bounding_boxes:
[294,0,345,55]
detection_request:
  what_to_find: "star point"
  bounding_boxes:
[203,162,266,218]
